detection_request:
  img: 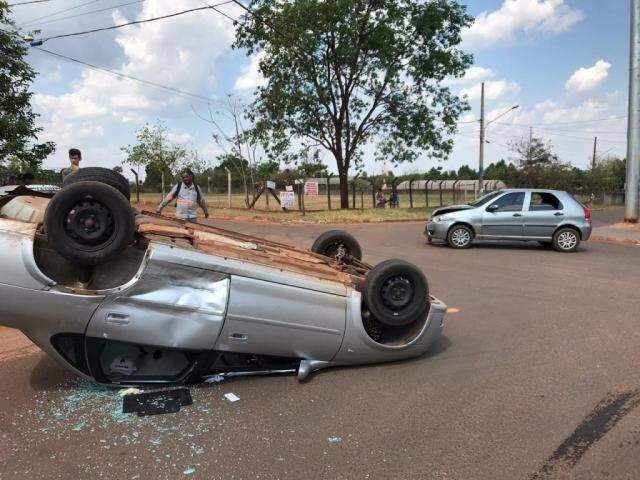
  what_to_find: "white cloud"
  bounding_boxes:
[464,0,584,50]
[167,130,196,144]
[446,66,495,86]
[565,60,611,93]
[234,52,267,90]
[459,80,521,102]
[28,0,242,170]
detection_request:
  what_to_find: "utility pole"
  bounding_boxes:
[592,137,598,170]
[626,0,640,222]
[478,82,485,193]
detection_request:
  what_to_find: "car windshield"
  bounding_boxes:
[467,191,503,207]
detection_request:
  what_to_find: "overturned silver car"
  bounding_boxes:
[0,170,446,385]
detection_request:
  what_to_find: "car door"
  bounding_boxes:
[480,191,526,238]
[522,192,566,239]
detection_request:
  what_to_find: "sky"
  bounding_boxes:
[5,0,632,178]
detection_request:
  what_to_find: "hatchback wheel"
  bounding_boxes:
[552,227,580,252]
[447,225,473,249]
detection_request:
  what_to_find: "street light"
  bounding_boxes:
[486,105,520,127]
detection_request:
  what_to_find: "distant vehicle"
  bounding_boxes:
[425,189,592,252]
[0,184,61,196]
[0,169,446,385]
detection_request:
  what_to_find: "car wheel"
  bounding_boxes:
[552,227,580,252]
[63,166,131,200]
[44,181,135,265]
[311,230,362,261]
[447,225,473,249]
[363,259,429,327]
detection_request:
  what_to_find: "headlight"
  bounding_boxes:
[433,215,450,222]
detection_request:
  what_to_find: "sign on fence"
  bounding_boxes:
[266,180,276,190]
[285,185,294,192]
[279,191,296,208]
[304,181,319,196]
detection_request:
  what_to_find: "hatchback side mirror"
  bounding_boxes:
[486,204,499,212]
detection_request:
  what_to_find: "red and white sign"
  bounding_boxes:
[304,181,319,196]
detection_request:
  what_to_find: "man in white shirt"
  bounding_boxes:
[156,169,209,221]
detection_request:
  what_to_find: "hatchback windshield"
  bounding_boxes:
[467,191,503,207]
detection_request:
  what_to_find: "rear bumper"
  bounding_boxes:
[580,223,592,241]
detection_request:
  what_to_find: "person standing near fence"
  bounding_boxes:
[156,169,209,222]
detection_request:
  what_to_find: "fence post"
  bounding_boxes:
[327,174,333,210]
[351,181,356,209]
[130,169,140,204]
[265,181,270,209]
[225,168,232,208]
[439,180,444,206]
[452,180,459,203]
[409,179,415,208]
[425,179,429,207]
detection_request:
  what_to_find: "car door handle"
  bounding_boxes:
[512,213,523,217]
[105,312,130,325]
[228,333,248,343]
[554,212,564,216]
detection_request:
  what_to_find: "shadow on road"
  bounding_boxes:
[29,354,75,391]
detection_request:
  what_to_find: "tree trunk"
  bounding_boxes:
[339,171,349,209]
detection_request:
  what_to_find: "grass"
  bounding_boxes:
[132,190,462,223]
[133,193,435,223]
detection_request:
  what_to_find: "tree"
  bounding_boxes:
[1,4,55,174]
[255,160,279,179]
[235,0,473,208]
[456,165,477,179]
[121,121,187,194]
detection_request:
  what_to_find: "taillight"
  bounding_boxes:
[583,205,591,221]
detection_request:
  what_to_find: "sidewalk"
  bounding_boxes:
[591,221,640,245]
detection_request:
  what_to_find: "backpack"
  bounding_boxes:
[173,182,201,206]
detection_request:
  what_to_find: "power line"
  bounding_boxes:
[21,0,100,28]
[34,1,234,43]
[24,0,146,28]
[33,47,225,105]
[9,0,51,6]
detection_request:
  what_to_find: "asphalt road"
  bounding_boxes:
[1,209,640,479]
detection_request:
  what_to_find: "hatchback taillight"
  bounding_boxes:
[583,205,591,221]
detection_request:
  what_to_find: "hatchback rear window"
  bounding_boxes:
[529,192,563,211]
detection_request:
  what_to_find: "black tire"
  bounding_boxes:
[45,181,135,266]
[311,230,362,261]
[363,259,429,327]
[447,224,473,249]
[552,227,581,252]
[63,167,131,200]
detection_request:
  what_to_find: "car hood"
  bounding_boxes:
[431,204,475,217]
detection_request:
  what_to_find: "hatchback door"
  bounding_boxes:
[522,192,566,239]
[480,191,526,237]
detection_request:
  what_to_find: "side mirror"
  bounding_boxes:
[486,204,499,212]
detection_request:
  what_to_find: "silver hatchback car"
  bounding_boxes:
[425,189,592,252]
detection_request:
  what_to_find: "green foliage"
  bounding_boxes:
[121,121,187,174]
[0,3,55,174]
[234,0,473,207]
[255,160,280,179]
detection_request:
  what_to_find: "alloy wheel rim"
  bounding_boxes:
[558,231,577,250]
[452,228,471,247]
